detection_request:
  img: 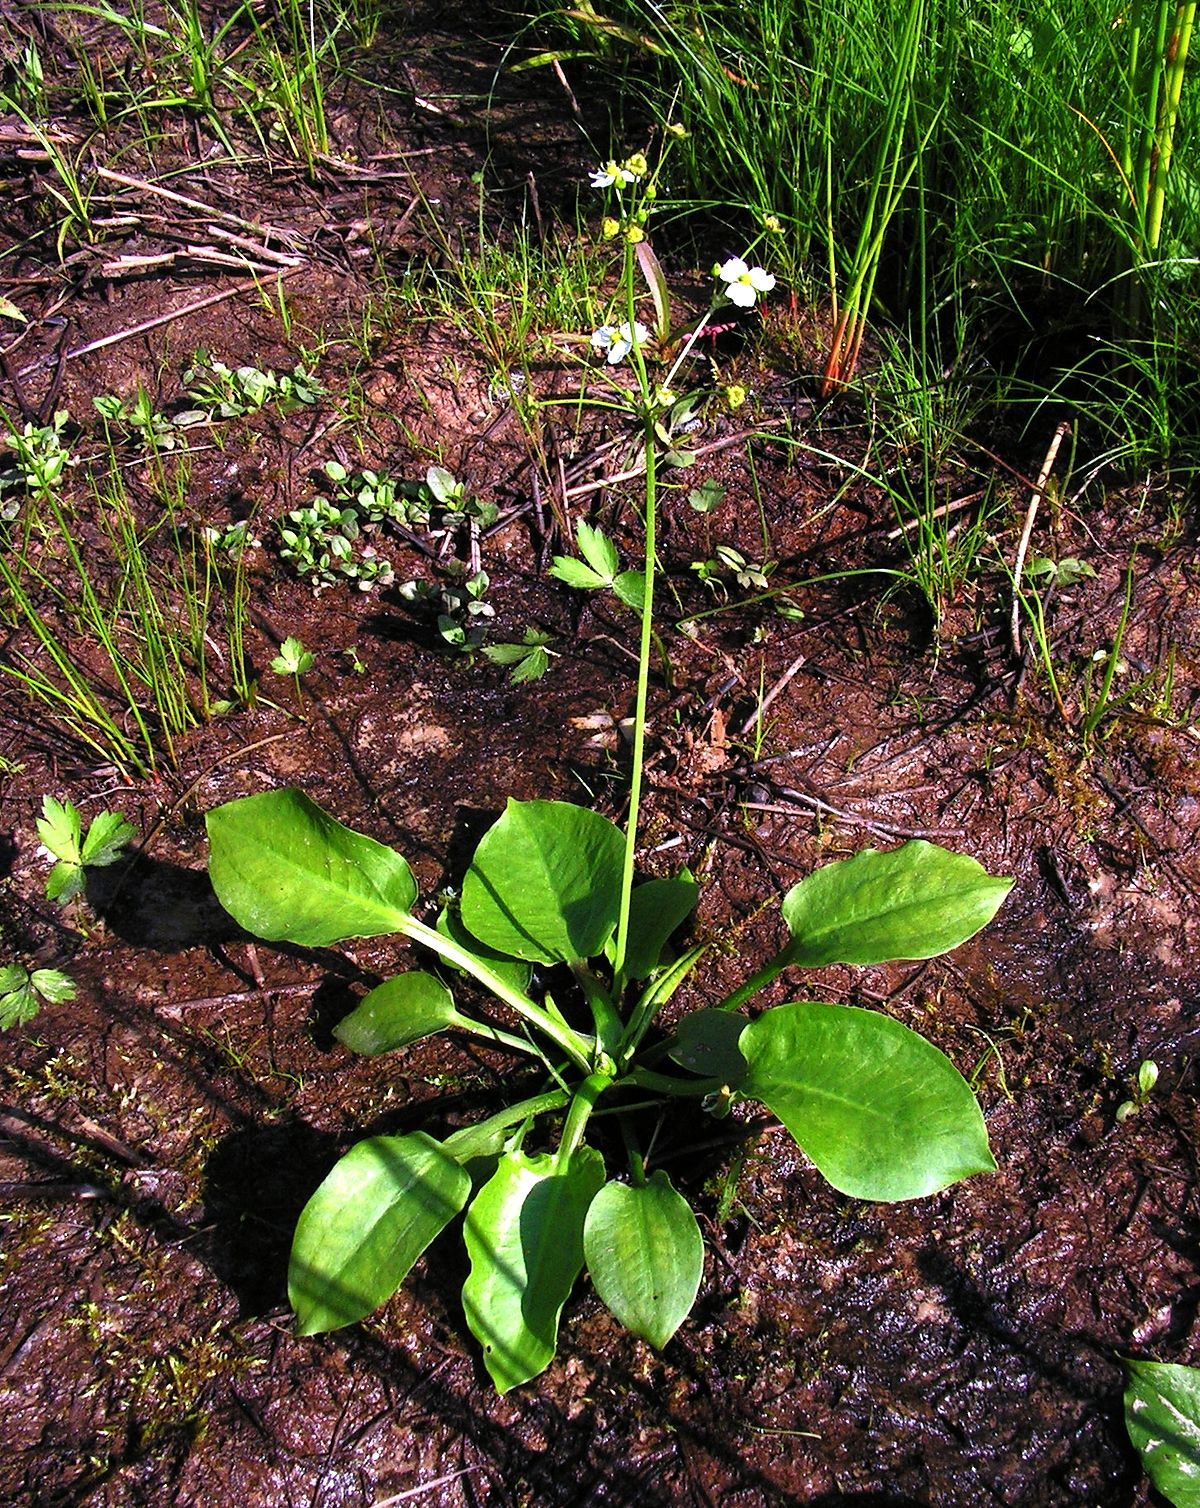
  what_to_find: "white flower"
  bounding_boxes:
[590,321,650,365]
[590,160,635,189]
[716,257,776,308]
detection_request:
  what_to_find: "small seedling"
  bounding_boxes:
[0,410,74,508]
[36,796,136,904]
[691,545,775,597]
[483,629,557,684]
[278,499,395,593]
[324,461,429,528]
[688,479,726,514]
[271,636,315,709]
[420,464,499,531]
[1116,1059,1159,1121]
[202,520,261,562]
[0,964,76,1030]
[1026,556,1098,589]
[177,352,325,425]
[550,520,646,611]
[94,389,181,451]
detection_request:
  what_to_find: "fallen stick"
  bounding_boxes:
[1010,421,1071,658]
[17,268,303,375]
[93,165,299,246]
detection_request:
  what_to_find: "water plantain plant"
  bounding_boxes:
[205,786,1010,1392]
[203,137,1011,1393]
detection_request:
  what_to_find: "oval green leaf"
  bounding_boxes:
[462,1145,605,1393]
[334,972,460,1055]
[289,1132,470,1335]
[781,840,1012,967]
[1124,1359,1200,1507]
[622,875,699,981]
[583,1172,703,1349]
[460,799,624,964]
[207,788,417,946]
[739,1001,995,1201]
[668,1007,749,1085]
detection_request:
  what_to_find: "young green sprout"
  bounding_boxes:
[271,636,315,710]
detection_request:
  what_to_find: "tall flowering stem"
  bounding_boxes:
[581,142,775,981]
[612,233,658,981]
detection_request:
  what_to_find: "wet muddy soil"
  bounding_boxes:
[1,3,1198,1504]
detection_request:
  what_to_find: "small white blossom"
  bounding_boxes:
[590,321,650,365]
[716,257,776,308]
[590,160,635,189]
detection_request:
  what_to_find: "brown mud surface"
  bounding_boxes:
[1,4,1198,1504]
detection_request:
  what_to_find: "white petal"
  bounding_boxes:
[748,267,776,292]
[717,257,749,283]
[590,326,615,351]
[725,281,757,308]
[607,341,629,364]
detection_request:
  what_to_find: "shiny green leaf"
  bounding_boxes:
[622,875,699,981]
[1125,1359,1200,1507]
[206,788,416,946]
[289,1133,470,1335]
[584,1172,703,1348]
[462,1145,604,1392]
[781,841,1012,967]
[739,1001,995,1200]
[335,972,460,1055]
[436,904,532,995]
[668,1008,749,1084]
[460,799,624,964]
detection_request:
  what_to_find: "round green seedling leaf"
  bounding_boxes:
[289,1133,470,1335]
[1124,1358,1200,1507]
[207,788,417,946]
[781,840,1012,968]
[334,972,460,1055]
[584,1172,703,1349]
[462,1145,605,1393]
[621,875,699,981]
[739,1001,995,1201]
[460,799,624,964]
